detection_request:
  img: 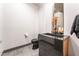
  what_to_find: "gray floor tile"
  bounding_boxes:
[2,44,39,56]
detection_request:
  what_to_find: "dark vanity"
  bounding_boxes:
[38,3,69,56]
[38,33,69,56]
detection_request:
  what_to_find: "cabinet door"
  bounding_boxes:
[39,40,63,56]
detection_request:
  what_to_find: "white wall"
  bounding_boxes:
[64,3,79,56]
[0,4,3,55]
[2,3,39,50]
[1,3,53,50]
[38,3,54,33]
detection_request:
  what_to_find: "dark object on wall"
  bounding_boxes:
[31,39,39,49]
[70,15,79,38]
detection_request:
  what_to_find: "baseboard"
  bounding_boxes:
[2,43,32,55]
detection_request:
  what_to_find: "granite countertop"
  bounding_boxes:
[40,33,70,40]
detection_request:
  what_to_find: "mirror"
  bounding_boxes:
[52,3,64,34]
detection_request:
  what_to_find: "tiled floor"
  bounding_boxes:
[2,44,39,56]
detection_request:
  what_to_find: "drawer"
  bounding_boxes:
[38,34,55,45]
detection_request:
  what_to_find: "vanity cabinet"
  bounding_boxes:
[38,33,70,56]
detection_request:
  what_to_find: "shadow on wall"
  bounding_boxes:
[69,34,79,56]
